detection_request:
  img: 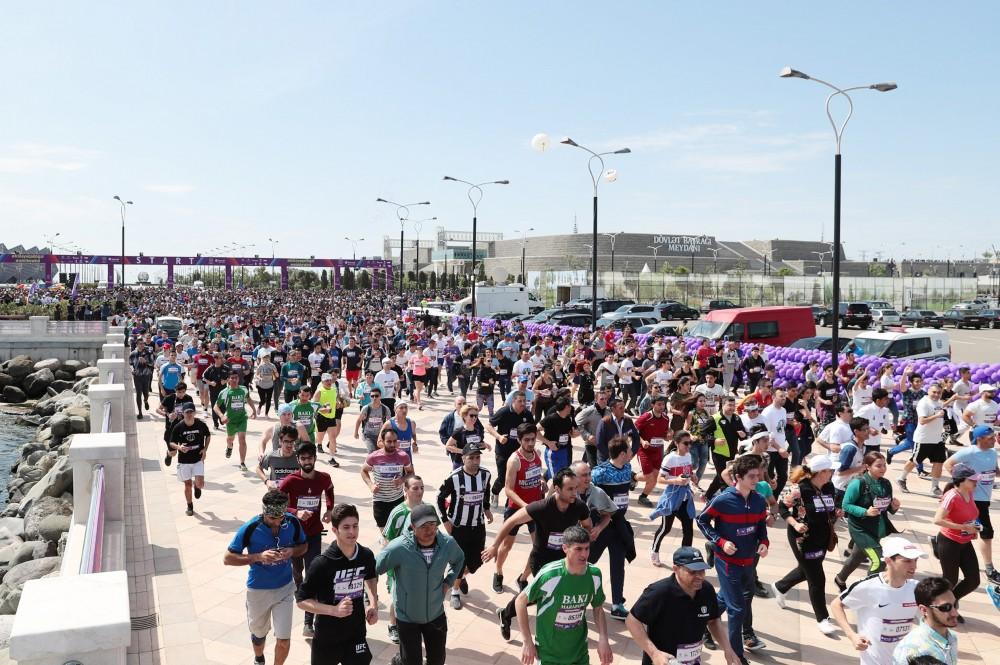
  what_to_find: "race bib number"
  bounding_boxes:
[735,525,756,537]
[813,495,836,511]
[231,399,244,410]
[499,369,508,375]
[378,464,403,477]
[613,493,629,509]
[979,471,995,487]
[554,608,584,630]
[334,577,364,601]
[558,434,569,444]
[298,416,312,425]
[651,438,665,447]
[463,491,484,504]
[297,495,320,510]
[880,618,914,643]
[467,434,482,445]
[524,465,542,480]
[675,641,703,664]
[873,496,891,512]
[546,532,564,550]
[509,428,519,439]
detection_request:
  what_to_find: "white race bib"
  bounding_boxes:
[463,491,484,504]
[524,465,542,480]
[554,608,584,629]
[546,532,564,550]
[675,641,703,664]
[509,428,519,439]
[334,577,364,600]
[613,493,629,509]
[297,495,320,510]
[873,496,891,512]
[879,618,914,643]
[651,438,665,447]
[231,399,244,410]
[558,434,569,444]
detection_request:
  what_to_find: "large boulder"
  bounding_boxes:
[49,379,75,393]
[61,359,87,375]
[46,413,71,439]
[21,496,72,540]
[2,386,25,403]
[74,366,99,379]
[22,369,55,399]
[68,415,88,434]
[0,519,24,544]
[17,459,73,519]
[4,357,34,381]
[37,515,71,543]
[32,359,61,374]
[0,556,62,614]
[8,541,50,567]
[0,373,12,389]
[31,398,56,417]
[14,466,44,484]
[52,370,75,382]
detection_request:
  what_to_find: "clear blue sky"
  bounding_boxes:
[2,2,997,265]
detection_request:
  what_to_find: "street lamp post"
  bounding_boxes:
[443,176,509,319]
[344,236,365,261]
[408,217,437,286]
[603,232,624,297]
[44,233,61,283]
[376,198,430,297]
[113,196,133,285]
[519,227,535,286]
[268,237,280,280]
[781,66,896,370]
[533,134,630,329]
[647,244,662,273]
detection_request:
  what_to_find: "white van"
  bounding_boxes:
[852,328,951,362]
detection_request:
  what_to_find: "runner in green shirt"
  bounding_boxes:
[381,474,429,647]
[279,351,307,403]
[515,525,613,665]
[213,371,257,471]
[291,385,319,443]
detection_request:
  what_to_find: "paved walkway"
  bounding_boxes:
[127,390,1000,665]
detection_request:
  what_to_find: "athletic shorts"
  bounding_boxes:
[373,497,404,528]
[451,524,486,574]
[335,407,345,421]
[177,461,205,482]
[914,441,947,463]
[977,500,995,540]
[345,369,361,383]
[316,413,337,431]
[226,419,248,437]
[311,637,372,665]
[246,581,294,641]
[636,445,664,475]
[503,505,536,535]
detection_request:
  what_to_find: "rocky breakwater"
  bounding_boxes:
[0,357,99,644]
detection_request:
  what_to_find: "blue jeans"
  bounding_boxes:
[888,422,924,473]
[690,442,709,481]
[715,558,755,659]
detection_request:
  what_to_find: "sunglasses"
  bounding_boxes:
[929,602,957,613]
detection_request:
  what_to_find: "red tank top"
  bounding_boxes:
[511,448,545,507]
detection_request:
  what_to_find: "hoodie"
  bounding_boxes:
[374,529,465,624]
[294,541,377,642]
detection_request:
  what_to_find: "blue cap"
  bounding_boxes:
[278,404,293,416]
[971,424,996,442]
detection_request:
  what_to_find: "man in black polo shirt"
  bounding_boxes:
[484,391,534,508]
[626,546,742,665]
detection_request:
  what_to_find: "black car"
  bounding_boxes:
[837,302,872,329]
[942,309,987,329]
[699,299,740,314]
[979,309,1000,329]
[658,303,700,321]
[899,309,946,328]
[809,305,831,325]
[789,336,854,352]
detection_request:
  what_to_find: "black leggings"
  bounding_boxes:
[836,539,884,585]
[775,530,829,621]
[705,451,733,501]
[257,386,274,415]
[938,536,980,603]
[651,507,693,553]
[397,613,447,665]
[769,451,789,496]
[134,374,151,412]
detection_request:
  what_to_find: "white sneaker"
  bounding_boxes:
[650,551,663,567]
[817,618,838,636]
[771,582,787,610]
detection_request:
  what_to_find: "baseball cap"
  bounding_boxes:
[277,404,293,416]
[673,546,711,571]
[970,424,997,442]
[410,504,439,528]
[462,443,483,457]
[321,373,333,381]
[980,384,997,393]
[517,376,529,383]
[807,455,833,472]
[181,403,196,413]
[881,536,928,560]
[744,401,760,412]
[951,462,981,483]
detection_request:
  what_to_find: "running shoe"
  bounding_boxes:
[987,568,1000,585]
[650,551,664,568]
[772,582,787,610]
[492,573,504,593]
[329,456,340,468]
[517,575,528,591]
[637,495,652,508]
[754,580,770,598]
[302,623,314,638]
[743,632,766,652]
[185,507,194,517]
[703,630,718,651]
[817,618,838,635]
[450,592,462,610]
[610,604,628,620]
[388,624,400,644]
[987,584,1000,611]
[240,463,248,472]
[497,607,511,641]
[225,447,233,459]
[932,486,943,498]
[834,576,847,593]
[896,478,909,493]
[459,578,469,595]
[194,487,202,500]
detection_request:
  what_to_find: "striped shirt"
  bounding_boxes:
[437,467,492,528]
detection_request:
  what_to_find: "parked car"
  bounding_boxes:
[852,329,951,362]
[978,309,1000,328]
[836,302,873,329]
[942,309,987,329]
[635,322,681,336]
[699,299,740,313]
[547,311,594,328]
[953,301,988,311]
[657,302,701,321]
[510,313,535,323]
[483,311,520,321]
[808,305,830,324]
[870,308,902,327]
[595,299,635,315]
[596,314,660,330]
[899,309,946,328]
[683,306,816,347]
[865,300,893,310]
[600,303,657,321]
[788,336,854,351]
[528,306,589,323]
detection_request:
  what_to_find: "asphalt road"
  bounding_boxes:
[814,323,1000,363]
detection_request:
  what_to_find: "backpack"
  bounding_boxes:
[241,514,303,552]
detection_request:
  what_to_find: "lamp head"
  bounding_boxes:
[443,176,457,181]
[126,200,133,205]
[779,66,810,80]
[871,82,897,92]
[494,180,510,185]
[376,198,388,203]
[417,201,430,205]
[560,137,578,147]
[113,195,120,201]
[614,148,632,155]
[530,133,551,152]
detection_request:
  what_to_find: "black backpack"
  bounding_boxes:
[241,514,303,552]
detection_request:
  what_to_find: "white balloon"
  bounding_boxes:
[531,133,551,152]
[604,169,618,182]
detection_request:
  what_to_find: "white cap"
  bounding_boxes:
[806,455,833,472]
[980,384,997,393]
[321,373,333,381]
[881,536,928,560]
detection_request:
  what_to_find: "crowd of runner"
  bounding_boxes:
[111,285,998,665]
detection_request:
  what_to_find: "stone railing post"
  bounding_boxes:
[87,384,125,434]
[96,358,126,385]
[28,316,49,337]
[105,332,126,345]
[101,343,123,360]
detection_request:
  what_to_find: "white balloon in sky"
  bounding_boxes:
[604,169,618,182]
[531,133,551,152]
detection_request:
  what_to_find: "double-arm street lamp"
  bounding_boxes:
[647,244,663,273]
[113,195,133,285]
[443,176,509,318]
[376,198,430,297]
[519,227,534,285]
[532,134,630,330]
[344,236,365,261]
[603,231,624,296]
[780,66,896,369]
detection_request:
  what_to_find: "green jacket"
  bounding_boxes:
[374,530,465,624]
[842,472,899,550]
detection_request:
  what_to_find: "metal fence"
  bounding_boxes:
[533,270,979,311]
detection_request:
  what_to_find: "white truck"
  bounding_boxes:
[453,283,541,317]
